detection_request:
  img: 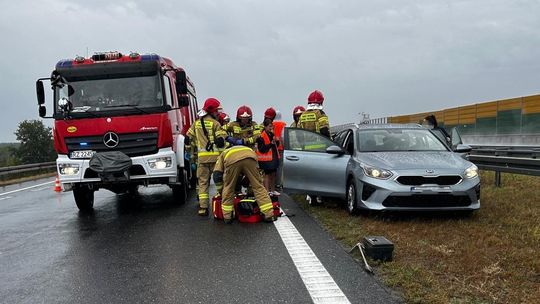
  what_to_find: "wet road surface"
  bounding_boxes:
[0,178,399,303]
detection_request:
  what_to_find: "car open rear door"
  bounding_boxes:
[282,128,349,197]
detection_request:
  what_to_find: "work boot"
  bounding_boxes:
[263,216,277,223]
[198,207,209,216]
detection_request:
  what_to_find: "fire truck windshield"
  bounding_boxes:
[55,74,164,116]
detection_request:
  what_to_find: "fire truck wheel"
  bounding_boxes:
[172,169,188,204]
[73,186,94,212]
[172,183,187,204]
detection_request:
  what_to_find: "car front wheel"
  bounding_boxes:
[347,181,359,215]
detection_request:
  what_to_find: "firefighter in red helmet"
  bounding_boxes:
[187,97,227,216]
[264,107,277,121]
[297,90,330,138]
[224,105,262,150]
[290,106,305,128]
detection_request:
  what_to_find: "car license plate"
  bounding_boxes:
[70,150,95,159]
[410,186,451,193]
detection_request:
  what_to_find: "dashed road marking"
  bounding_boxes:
[0,181,55,197]
[274,211,351,304]
[0,196,13,201]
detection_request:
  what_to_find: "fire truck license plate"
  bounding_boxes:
[70,150,95,159]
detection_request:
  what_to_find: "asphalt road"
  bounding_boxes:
[0,178,400,304]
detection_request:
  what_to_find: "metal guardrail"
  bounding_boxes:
[468,146,540,186]
[0,162,56,178]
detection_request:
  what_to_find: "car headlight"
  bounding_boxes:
[464,164,478,179]
[58,164,80,175]
[147,157,172,169]
[362,164,393,179]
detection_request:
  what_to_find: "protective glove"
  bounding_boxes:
[226,136,244,146]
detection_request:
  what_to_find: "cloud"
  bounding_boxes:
[1,0,540,141]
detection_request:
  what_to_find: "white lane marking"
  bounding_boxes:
[0,181,55,197]
[274,212,351,304]
[0,196,13,201]
[31,187,49,192]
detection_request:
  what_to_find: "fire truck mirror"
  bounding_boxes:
[175,70,188,95]
[36,80,45,105]
[38,105,47,117]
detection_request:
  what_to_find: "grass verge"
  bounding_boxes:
[292,172,540,304]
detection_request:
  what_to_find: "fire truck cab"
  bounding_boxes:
[36,51,198,212]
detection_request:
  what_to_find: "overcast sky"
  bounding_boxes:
[1,0,540,142]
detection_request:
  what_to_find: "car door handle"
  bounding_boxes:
[286,156,299,161]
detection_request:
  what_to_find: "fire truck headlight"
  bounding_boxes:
[58,164,80,175]
[148,157,172,169]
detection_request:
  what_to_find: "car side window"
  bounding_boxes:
[285,128,335,152]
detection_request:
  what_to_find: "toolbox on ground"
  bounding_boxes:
[362,236,394,262]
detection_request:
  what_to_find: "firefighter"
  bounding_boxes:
[263,107,277,122]
[297,90,330,138]
[225,105,262,150]
[187,97,227,216]
[290,106,305,127]
[213,145,277,223]
[218,112,231,126]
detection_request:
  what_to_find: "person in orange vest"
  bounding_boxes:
[256,118,280,195]
[271,110,286,190]
[290,106,305,127]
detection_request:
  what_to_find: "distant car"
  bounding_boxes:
[282,124,480,213]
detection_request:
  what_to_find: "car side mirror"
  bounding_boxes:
[454,144,472,153]
[326,145,345,155]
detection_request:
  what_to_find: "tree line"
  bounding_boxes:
[0,120,56,167]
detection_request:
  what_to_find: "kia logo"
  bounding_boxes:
[103,132,119,148]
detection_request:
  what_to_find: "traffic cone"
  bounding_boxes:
[54,175,62,192]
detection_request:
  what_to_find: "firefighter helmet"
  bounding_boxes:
[264,107,277,120]
[307,90,324,104]
[202,97,221,114]
[293,106,305,115]
[218,112,230,125]
[236,105,253,120]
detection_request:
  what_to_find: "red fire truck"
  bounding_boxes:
[36,51,198,212]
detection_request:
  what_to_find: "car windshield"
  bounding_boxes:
[356,128,448,152]
[55,75,164,114]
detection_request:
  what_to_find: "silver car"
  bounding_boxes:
[282,124,480,213]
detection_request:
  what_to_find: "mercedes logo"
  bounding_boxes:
[103,132,119,148]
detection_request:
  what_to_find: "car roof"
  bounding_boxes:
[354,123,423,130]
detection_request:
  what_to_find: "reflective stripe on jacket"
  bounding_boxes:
[186,115,226,163]
[297,109,329,134]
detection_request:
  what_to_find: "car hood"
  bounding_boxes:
[356,151,471,170]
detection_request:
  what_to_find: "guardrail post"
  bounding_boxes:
[495,171,501,187]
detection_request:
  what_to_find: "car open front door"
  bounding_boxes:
[282,128,350,197]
